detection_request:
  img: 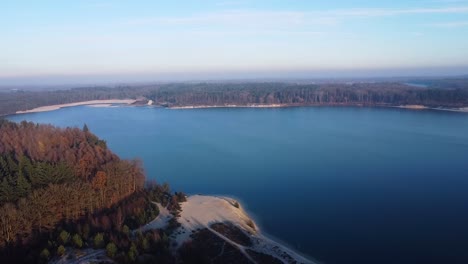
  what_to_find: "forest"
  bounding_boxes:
[0,120,186,263]
[1,78,468,116]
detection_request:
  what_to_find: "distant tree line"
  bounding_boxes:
[147,82,468,108]
[1,80,468,116]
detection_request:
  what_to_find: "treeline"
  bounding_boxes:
[0,86,145,116]
[0,121,147,257]
[148,82,468,107]
[407,78,468,90]
[1,79,468,116]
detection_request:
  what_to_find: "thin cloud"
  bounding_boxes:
[126,6,468,28]
[429,0,468,3]
[431,21,468,27]
[129,10,333,27]
[215,1,245,7]
[323,6,468,17]
[187,29,326,37]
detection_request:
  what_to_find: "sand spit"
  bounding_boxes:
[146,195,316,264]
[15,99,136,114]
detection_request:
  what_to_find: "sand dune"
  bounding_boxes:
[142,195,315,264]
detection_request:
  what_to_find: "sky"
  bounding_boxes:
[1,0,468,84]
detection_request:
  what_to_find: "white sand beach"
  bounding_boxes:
[143,195,315,264]
[396,105,427,109]
[15,99,137,114]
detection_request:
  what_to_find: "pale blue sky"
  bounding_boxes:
[2,0,468,83]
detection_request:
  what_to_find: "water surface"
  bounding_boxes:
[8,106,468,264]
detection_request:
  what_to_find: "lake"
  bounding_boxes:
[8,105,468,264]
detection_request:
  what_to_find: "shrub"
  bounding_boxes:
[58,230,70,245]
[122,225,130,236]
[72,234,83,248]
[94,233,105,249]
[127,243,138,262]
[106,242,118,258]
[39,248,50,260]
[141,238,150,252]
[57,245,66,256]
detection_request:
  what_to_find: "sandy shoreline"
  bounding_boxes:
[170,103,468,112]
[15,99,137,114]
[11,101,468,115]
[396,104,427,109]
[393,105,468,112]
[142,195,315,264]
[169,104,285,109]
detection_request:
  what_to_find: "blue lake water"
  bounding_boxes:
[8,106,468,264]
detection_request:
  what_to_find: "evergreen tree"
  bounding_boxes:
[15,173,31,198]
[0,156,9,178]
[6,156,17,176]
[31,162,49,187]
[0,178,13,203]
[18,155,34,182]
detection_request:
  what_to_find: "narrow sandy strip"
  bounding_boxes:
[392,105,468,112]
[169,104,285,109]
[15,99,137,114]
[396,105,427,109]
[138,203,172,232]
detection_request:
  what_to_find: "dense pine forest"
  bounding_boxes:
[0,120,186,263]
[146,81,468,108]
[1,79,468,116]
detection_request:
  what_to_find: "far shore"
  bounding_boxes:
[392,105,468,112]
[10,100,468,116]
[170,103,468,113]
[15,99,137,114]
[169,104,285,109]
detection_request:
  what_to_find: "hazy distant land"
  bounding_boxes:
[2,78,467,117]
